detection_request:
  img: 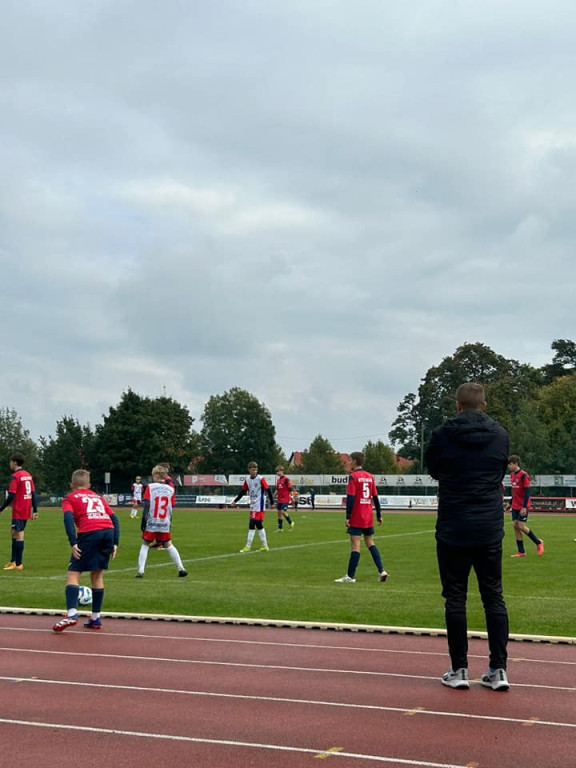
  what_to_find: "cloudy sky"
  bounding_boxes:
[1,0,574,456]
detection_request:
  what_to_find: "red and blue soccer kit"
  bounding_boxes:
[8,469,36,520]
[276,475,292,506]
[62,489,116,534]
[346,470,380,528]
[510,469,531,511]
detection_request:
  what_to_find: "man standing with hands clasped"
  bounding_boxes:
[425,382,511,692]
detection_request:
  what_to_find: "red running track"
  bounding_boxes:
[0,614,574,768]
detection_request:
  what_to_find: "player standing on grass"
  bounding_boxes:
[130,475,143,519]
[507,456,544,558]
[334,451,388,584]
[274,466,295,532]
[231,461,274,552]
[1,452,38,571]
[135,464,187,578]
[53,469,119,632]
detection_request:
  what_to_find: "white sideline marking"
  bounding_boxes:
[1,624,575,665]
[1,676,575,728]
[0,717,535,767]
[1,648,575,693]
[10,526,434,581]
[104,528,438,576]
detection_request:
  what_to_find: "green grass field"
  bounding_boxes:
[1,508,574,638]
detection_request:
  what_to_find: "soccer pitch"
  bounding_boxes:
[1,508,574,638]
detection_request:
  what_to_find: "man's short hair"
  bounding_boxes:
[247,461,258,470]
[508,455,521,465]
[10,452,25,466]
[275,465,284,472]
[455,382,486,410]
[152,464,168,479]
[350,451,365,466]
[71,469,91,488]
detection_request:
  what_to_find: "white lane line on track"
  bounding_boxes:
[1,677,575,729]
[1,625,575,666]
[0,718,472,768]
[1,648,574,693]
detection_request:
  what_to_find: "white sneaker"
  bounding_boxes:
[481,668,510,691]
[334,575,356,583]
[379,570,389,582]
[441,668,470,689]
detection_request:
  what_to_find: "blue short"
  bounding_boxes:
[11,520,28,532]
[511,508,529,523]
[348,526,375,537]
[68,529,115,573]
[276,503,289,512]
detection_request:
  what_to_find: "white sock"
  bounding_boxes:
[167,544,184,570]
[258,528,268,547]
[138,545,149,573]
[246,530,255,547]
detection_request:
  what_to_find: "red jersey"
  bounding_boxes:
[62,489,115,534]
[276,475,292,504]
[347,469,379,528]
[8,469,36,520]
[510,469,531,510]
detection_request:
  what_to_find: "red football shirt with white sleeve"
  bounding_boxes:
[62,489,115,533]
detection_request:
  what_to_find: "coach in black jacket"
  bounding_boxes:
[425,382,511,691]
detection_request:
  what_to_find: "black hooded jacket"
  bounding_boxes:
[424,410,509,547]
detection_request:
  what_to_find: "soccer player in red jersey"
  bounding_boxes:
[53,469,120,631]
[334,451,388,583]
[135,464,187,578]
[231,461,274,552]
[507,455,544,557]
[0,452,38,571]
[274,466,295,532]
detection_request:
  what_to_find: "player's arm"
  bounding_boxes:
[109,513,120,557]
[522,476,531,511]
[373,493,382,525]
[230,489,246,507]
[31,491,38,518]
[141,499,150,531]
[63,510,83,560]
[0,492,15,513]
[423,433,440,479]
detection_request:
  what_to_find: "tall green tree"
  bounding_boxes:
[40,416,95,494]
[0,408,42,490]
[533,373,576,473]
[506,400,552,474]
[199,387,279,473]
[541,339,576,383]
[92,389,199,491]
[362,440,399,474]
[299,435,345,474]
[389,342,539,464]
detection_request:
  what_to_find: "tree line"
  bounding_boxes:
[389,339,576,474]
[3,338,572,494]
[0,387,400,494]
